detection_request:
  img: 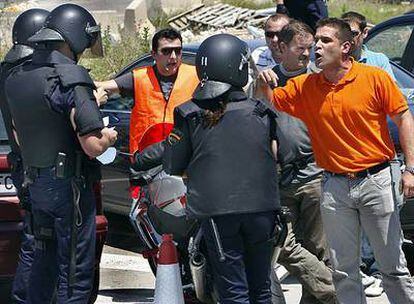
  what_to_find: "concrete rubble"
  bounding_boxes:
[0,0,273,47]
[169,3,273,43]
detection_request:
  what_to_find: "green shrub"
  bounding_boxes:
[220,0,414,25]
[327,0,414,24]
[80,26,151,81]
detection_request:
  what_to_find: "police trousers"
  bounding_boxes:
[27,168,96,304]
[202,211,277,304]
[10,152,34,304]
[320,167,414,304]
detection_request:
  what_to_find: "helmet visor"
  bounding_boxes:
[86,23,103,57]
[28,27,64,44]
[89,32,104,57]
[193,80,232,101]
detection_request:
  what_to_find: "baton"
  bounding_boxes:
[210,218,226,262]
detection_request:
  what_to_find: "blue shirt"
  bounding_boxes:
[359,45,396,80]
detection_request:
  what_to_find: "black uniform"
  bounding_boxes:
[164,90,280,304]
[0,44,35,304]
[277,0,328,30]
[5,48,103,303]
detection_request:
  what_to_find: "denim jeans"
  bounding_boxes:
[360,159,404,275]
[320,167,414,304]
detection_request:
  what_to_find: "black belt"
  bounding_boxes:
[25,166,75,180]
[328,161,390,179]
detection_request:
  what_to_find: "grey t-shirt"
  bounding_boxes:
[272,64,323,185]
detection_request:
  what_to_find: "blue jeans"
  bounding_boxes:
[360,158,404,275]
[202,211,277,304]
[320,167,414,304]
[27,168,96,304]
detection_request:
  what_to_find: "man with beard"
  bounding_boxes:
[96,29,199,158]
[259,18,414,303]
[269,20,337,304]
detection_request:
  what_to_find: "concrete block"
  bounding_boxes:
[124,0,148,33]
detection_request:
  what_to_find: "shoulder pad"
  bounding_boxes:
[251,98,278,118]
[176,99,201,118]
[55,64,95,89]
[4,45,33,64]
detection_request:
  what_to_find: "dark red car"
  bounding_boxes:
[0,115,108,303]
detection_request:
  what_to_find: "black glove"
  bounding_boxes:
[131,141,165,172]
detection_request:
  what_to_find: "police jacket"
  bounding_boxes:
[0,44,34,155]
[5,49,104,178]
[163,90,280,219]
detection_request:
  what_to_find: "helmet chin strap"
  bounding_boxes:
[71,48,80,63]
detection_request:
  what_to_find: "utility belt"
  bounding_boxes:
[326,161,390,179]
[25,151,93,183]
[26,151,88,298]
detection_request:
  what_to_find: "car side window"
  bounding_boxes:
[366,24,414,65]
[104,95,134,111]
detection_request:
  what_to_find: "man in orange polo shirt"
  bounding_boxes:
[96,29,199,154]
[259,18,414,303]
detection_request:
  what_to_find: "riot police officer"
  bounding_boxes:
[0,8,49,303]
[163,34,281,304]
[4,4,117,303]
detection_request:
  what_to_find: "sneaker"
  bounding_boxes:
[360,271,375,288]
[364,277,384,297]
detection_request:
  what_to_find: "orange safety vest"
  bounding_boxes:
[130,64,199,153]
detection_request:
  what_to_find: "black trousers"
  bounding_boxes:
[202,211,277,304]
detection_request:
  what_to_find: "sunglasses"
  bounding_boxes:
[159,47,182,56]
[265,31,280,38]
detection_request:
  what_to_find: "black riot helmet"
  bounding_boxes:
[28,3,103,57]
[193,34,250,100]
[12,8,49,47]
[4,8,49,63]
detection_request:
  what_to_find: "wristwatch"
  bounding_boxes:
[405,165,414,175]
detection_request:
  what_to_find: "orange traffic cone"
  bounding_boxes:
[154,234,185,304]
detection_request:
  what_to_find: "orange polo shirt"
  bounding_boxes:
[272,61,408,173]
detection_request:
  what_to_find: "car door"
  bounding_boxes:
[100,51,196,216]
[365,14,414,73]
